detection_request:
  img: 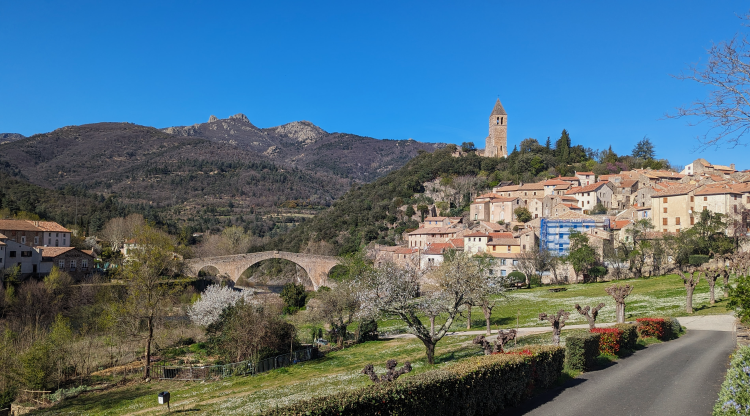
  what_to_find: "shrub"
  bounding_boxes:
[689,254,710,266]
[508,271,526,284]
[713,345,750,415]
[590,328,623,356]
[263,345,565,416]
[565,332,601,371]
[636,318,669,340]
[613,323,638,351]
[666,317,682,340]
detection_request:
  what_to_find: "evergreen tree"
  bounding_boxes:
[632,137,655,160]
[545,137,551,149]
[555,130,571,163]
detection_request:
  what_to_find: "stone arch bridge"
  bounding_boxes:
[185,251,341,290]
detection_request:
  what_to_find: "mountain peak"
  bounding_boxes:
[209,115,218,122]
[229,113,250,123]
[271,121,327,144]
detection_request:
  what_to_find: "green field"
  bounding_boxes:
[33,273,732,415]
[377,273,732,335]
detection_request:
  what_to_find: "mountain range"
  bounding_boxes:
[0,115,444,224]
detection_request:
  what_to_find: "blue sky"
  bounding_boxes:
[2,1,749,169]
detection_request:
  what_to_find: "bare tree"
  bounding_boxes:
[669,13,750,149]
[516,245,553,288]
[362,360,412,383]
[605,283,633,323]
[539,310,570,346]
[701,262,723,305]
[575,303,605,329]
[358,252,489,364]
[676,268,702,314]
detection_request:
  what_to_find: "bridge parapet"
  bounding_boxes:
[185,251,340,290]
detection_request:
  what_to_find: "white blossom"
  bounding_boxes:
[188,284,253,327]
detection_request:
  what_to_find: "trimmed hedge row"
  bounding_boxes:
[713,345,750,415]
[263,345,565,416]
[636,318,669,340]
[613,323,638,351]
[565,332,601,371]
[590,328,623,356]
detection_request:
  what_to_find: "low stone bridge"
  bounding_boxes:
[185,251,341,290]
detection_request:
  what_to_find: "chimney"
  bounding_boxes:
[731,163,735,170]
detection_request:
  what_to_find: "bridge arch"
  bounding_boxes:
[185,251,341,290]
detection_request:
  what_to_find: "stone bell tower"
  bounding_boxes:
[485,98,508,157]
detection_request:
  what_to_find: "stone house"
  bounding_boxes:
[542,179,572,196]
[0,219,71,248]
[0,234,43,278]
[650,184,698,233]
[567,181,614,210]
[407,227,464,249]
[576,171,596,186]
[542,195,579,217]
[470,194,525,223]
[549,202,583,218]
[39,247,95,281]
[463,232,490,255]
[521,197,545,220]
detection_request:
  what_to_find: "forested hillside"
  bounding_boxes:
[264,132,673,255]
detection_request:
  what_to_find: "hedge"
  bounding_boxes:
[613,323,638,351]
[565,332,601,371]
[666,317,682,340]
[713,345,750,415]
[636,318,669,340]
[590,328,623,356]
[263,345,565,416]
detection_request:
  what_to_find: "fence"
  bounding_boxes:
[148,347,316,381]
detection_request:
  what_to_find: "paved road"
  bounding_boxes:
[503,315,736,416]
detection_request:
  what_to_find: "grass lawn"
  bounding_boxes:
[377,273,733,335]
[34,273,729,415]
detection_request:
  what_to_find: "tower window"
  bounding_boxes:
[496,117,499,125]
[501,117,504,125]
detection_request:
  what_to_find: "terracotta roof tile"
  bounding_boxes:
[0,220,41,232]
[40,246,79,259]
[463,232,489,238]
[29,221,70,232]
[449,238,464,248]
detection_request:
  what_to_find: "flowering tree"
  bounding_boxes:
[188,284,253,327]
[470,254,507,335]
[358,251,489,364]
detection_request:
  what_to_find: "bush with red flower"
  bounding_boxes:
[590,328,624,356]
[636,318,669,340]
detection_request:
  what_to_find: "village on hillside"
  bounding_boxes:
[371,100,750,283]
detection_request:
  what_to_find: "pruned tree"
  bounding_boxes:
[188,284,253,327]
[473,335,494,355]
[575,303,605,329]
[701,262,723,305]
[362,359,412,383]
[669,13,750,149]
[496,329,517,353]
[472,329,517,355]
[100,214,145,252]
[605,283,633,323]
[358,251,489,364]
[539,310,570,346]
[676,267,702,314]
